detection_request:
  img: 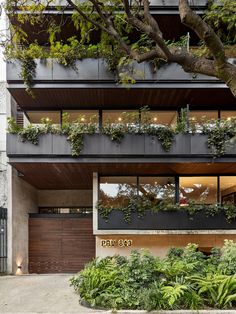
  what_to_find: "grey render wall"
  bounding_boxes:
[12,169,38,274]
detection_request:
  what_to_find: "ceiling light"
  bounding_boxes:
[118,117,122,121]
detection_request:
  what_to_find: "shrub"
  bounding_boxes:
[70,241,236,310]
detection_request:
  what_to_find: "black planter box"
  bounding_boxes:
[98,209,236,230]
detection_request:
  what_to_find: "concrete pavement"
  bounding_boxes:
[0,274,102,313]
[0,275,236,314]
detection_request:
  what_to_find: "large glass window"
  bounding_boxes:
[63,110,99,123]
[189,110,218,132]
[141,111,177,127]
[220,111,236,121]
[139,177,175,204]
[26,111,60,124]
[102,110,139,125]
[189,110,218,123]
[179,176,217,205]
[100,177,137,208]
[220,176,236,204]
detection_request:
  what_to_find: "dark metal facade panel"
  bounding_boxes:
[6,133,236,158]
[7,59,219,83]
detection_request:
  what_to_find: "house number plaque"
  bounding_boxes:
[101,239,132,248]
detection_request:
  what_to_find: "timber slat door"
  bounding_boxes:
[29,217,95,273]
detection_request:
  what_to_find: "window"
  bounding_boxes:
[141,111,177,127]
[139,177,175,204]
[189,110,218,123]
[179,176,217,205]
[189,110,218,132]
[63,110,99,123]
[39,207,92,214]
[99,177,137,208]
[102,110,139,125]
[220,176,236,204]
[220,111,236,121]
[26,111,60,124]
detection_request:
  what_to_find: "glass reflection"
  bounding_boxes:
[179,177,217,205]
[100,177,137,208]
[220,176,236,205]
[139,177,175,204]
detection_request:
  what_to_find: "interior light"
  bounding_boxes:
[155,182,157,185]
[118,117,122,122]
[45,117,50,122]
[81,117,85,122]
[153,117,157,122]
[227,117,231,121]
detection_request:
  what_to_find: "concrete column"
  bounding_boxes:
[93,172,98,234]
[11,169,38,274]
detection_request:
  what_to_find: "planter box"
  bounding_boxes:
[98,209,236,230]
[7,133,236,158]
[7,133,53,155]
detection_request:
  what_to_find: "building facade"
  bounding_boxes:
[5,0,236,274]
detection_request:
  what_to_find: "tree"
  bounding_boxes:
[3,0,236,96]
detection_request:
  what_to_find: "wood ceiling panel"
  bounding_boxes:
[8,88,236,111]
[11,162,236,190]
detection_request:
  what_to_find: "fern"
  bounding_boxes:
[161,283,188,307]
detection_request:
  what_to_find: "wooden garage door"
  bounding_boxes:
[29,216,95,273]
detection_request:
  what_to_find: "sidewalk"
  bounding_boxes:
[0,275,235,314]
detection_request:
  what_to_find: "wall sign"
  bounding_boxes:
[101,239,132,248]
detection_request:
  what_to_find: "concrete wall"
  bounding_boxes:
[0,82,7,209]
[38,190,92,207]
[96,234,236,258]
[11,169,38,274]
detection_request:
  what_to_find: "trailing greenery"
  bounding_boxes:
[5,0,236,92]
[202,118,236,158]
[97,195,236,224]
[70,240,236,310]
[7,108,236,158]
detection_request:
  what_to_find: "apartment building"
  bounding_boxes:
[5,0,236,274]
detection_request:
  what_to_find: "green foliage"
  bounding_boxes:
[203,118,236,158]
[218,239,236,275]
[7,110,236,159]
[190,273,236,308]
[70,241,236,310]
[97,195,236,224]
[204,0,236,44]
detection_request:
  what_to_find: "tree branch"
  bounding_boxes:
[179,0,226,67]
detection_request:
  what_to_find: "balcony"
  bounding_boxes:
[13,0,210,14]
[97,209,236,231]
[8,58,236,109]
[7,133,236,162]
[7,58,220,84]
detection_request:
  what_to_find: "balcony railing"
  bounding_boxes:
[6,133,236,158]
[7,58,219,83]
[97,209,236,230]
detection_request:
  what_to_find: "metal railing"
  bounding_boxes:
[0,208,7,273]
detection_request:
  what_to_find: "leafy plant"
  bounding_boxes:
[190,273,236,308]
[70,241,236,310]
[203,118,236,158]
